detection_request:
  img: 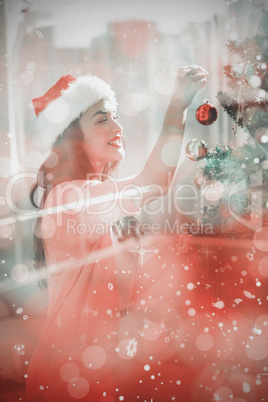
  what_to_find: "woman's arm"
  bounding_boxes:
[134,65,208,202]
[43,66,208,244]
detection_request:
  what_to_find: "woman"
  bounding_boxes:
[26,66,208,401]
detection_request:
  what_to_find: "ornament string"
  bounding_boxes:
[202,77,209,107]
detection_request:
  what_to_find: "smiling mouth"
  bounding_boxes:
[107,137,123,148]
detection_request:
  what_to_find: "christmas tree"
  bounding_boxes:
[198,9,268,237]
[218,8,268,138]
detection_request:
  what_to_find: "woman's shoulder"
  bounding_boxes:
[43,175,141,219]
[44,179,100,209]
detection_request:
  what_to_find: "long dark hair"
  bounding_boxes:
[30,118,140,291]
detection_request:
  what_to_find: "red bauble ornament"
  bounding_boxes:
[196,101,218,126]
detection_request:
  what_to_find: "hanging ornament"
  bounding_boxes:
[196,100,218,126]
[186,139,208,161]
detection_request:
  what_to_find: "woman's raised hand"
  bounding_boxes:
[170,65,209,111]
[134,65,208,195]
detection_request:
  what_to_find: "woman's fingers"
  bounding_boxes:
[170,65,209,110]
[191,72,208,81]
[184,66,208,88]
[197,77,207,90]
[178,65,209,78]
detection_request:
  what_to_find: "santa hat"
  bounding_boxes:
[32,74,117,147]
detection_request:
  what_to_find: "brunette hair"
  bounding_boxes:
[30,117,139,291]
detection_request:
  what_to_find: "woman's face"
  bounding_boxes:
[79,99,125,171]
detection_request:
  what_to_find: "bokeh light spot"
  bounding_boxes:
[43,151,59,168]
[67,376,90,399]
[213,300,225,309]
[25,151,43,169]
[44,98,69,123]
[245,336,268,360]
[196,333,214,351]
[82,346,106,369]
[255,314,268,338]
[188,308,196,317]
[179,23,206,50]
[153,71,177,96]
[60,362,80,382]
[242,381,251,393]
[132,92,149,111]
[143,321,160,341]
[214,386,233,400]
[253,228,268,251]
[160,142,182,167]
[250,75,261,88]
[203,181,225,202]
[258,256,268,278]
[33,215,56,239]
[0,225,12,239]
[11,264,29,283]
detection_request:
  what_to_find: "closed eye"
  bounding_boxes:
[98,117,107,123]
[99,115,118,123]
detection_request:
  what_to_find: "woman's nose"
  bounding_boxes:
[113,120,123,134]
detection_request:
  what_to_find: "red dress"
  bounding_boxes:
[25,177,197,401]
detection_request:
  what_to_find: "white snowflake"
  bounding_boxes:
[108,282,114,291]
[252,327,262,335]
[243,290,255,299]
[27,61,36,72]
[126,337,137,357]
[143,317,150,325]
[14,344,25,354]
[246,252,254,261]
[219,263,232,273]
[35,30,44,39]
[255,95,263,104]
[234,298,242,305]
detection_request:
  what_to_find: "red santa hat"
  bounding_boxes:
[32,74,117,147]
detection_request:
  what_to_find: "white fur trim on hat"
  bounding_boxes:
[34,75,117,148]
